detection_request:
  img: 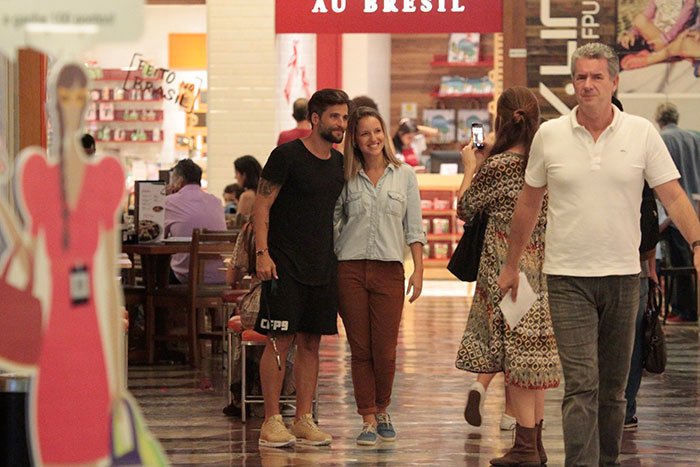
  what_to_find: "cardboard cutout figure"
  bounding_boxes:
[0,63,167,466]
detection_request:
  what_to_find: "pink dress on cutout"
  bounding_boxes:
[21,153,124,464]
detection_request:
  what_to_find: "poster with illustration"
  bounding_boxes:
[423,109,456,144]
[0,62,167,466]
[616,0,700,93]
[448,33,481,63]
[457,109,492,143]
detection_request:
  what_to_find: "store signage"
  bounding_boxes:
[0,0,143,59]
[276,0,502,33]
[526,0,615,116]
[124,53,203,112]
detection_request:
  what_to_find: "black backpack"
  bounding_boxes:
[639,182,659,258]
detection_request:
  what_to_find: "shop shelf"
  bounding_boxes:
[93,77,162,82]
[87,119,163,123]
[92,99,164,103]
[422,209,455,215]
[424,258,450,266]
[96,140,163,144]
[430,92,494,99]
[430,54,494,68]
[427,233,459,240]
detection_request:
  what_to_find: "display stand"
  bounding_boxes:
[416,174,462,280]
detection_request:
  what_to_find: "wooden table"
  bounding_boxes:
[122,241,191,363]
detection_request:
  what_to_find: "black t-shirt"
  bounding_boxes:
[261,139,344,285]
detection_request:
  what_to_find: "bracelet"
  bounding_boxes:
[692,240,700,250]
[255,248,269,257]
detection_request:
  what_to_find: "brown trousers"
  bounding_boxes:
[337,260,405,415]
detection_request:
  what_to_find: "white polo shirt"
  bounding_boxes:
[525,106,679,276]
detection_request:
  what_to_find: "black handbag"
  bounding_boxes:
[447,211,488,282]
[643,281,667,374]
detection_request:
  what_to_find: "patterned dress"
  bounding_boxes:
[455,152,560,389]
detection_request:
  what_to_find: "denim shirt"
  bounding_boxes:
[334,163,426,263]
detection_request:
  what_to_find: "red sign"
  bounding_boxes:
[276,0,502,34]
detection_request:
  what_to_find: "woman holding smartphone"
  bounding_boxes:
[334,106,426,446]
[454,87,560,466]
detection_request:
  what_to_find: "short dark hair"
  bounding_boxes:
[173,158,202,185]
[307,88,350,125]
[292,98,308,122]
[655,102,679,126]
[350,95,379,114]
[233,155,262,190]
[224,183,244,198]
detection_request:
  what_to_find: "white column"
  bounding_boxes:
[207,0,276,202]
[342,34,391,120]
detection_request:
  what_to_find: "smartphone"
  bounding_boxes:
[471,123,485,149]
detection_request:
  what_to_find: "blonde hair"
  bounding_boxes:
[343,106,402,181]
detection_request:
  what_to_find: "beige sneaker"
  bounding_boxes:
[290,413,332,446]
[259,415,296,448]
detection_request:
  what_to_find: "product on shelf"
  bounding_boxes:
[422,218,431,234]
[432,218,451,234]
[421,199,433,210]
[98,103,114,121]
[423,109,456,144]
[423,243,431,259]
[437,75,494,96]
[433,242,449,259]
[86,103,97,121]
[433,198,450,210]
[448,33,480,63]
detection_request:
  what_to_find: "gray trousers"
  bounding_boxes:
[547,275,640,467]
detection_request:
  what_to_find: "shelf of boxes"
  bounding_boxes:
[85,69,165,151]
[416,174,463,280]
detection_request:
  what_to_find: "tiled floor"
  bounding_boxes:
[129,293,700,466]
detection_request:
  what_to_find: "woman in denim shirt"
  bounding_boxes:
[334,106,426,446]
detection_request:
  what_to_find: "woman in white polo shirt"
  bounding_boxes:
[454,86,561,466]
[334,106,426,446]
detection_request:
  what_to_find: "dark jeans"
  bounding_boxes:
[547,274,640,467]
[663,225,697,321]
[625,278,649,422]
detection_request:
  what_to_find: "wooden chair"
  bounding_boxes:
[152,228,238,367]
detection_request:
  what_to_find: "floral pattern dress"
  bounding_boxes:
[454,152,560,389]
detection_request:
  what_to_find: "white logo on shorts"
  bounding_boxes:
[260,319,289,331]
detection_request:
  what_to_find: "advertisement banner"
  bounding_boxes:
[525,0,616,116]
[0,0,143,59]
[616,0,700,95]
[276,0,503,34]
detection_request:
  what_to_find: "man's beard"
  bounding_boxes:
[320,125,344,144]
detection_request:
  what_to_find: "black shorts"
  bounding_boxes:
[254,268,338,335]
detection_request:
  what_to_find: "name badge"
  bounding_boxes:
[70,264,90,305]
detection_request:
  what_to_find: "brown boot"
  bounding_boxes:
[536,420,546,465]
[490,424,540,467]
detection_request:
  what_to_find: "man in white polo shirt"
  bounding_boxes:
[498,43,700,466]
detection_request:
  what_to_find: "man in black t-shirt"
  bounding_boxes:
[253,88,349,448]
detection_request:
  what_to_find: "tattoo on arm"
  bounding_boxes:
[257,178,279,197]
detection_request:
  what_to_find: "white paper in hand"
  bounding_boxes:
[499,271,537,330]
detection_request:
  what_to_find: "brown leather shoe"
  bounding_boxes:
[490,424,540,467]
